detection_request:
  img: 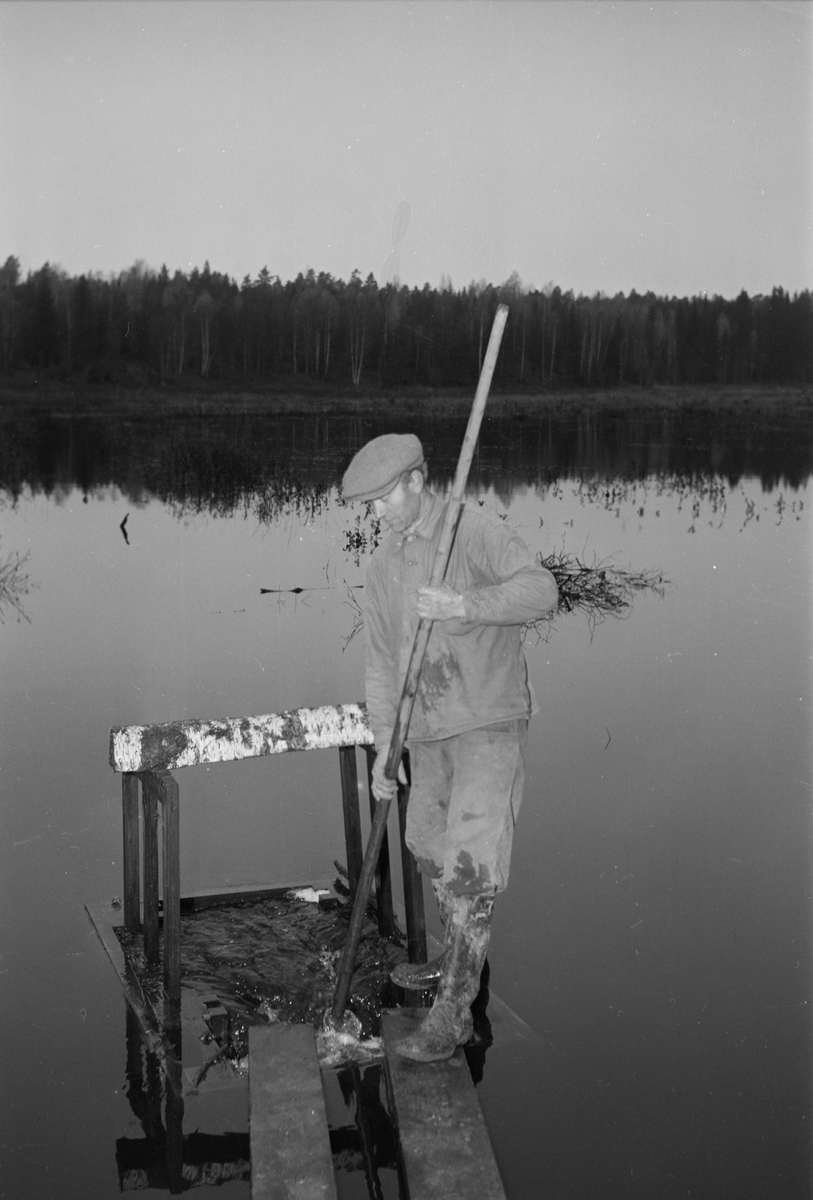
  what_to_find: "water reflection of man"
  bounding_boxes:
[342,434,558,1062]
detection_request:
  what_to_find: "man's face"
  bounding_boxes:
[371,472,423,533]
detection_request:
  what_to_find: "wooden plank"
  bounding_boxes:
[249,1025,337,1200]
[381,1008,507,1200]
[110,703,374,772]
[142,772,160,965]
[338,746,364,897]
[159,771,181,1003]
[122,773,141,933]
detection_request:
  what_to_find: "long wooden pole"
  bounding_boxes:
[331,303,509,1022]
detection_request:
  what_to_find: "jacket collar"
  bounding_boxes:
[395,490,445,546]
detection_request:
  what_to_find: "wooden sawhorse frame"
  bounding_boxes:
[111,705,426,1006]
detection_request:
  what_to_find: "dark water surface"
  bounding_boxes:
[0,397,811,1198]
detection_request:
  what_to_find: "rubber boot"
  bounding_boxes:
[389,880,452,992]
[394,892,495,1063]
[390,952,445,991]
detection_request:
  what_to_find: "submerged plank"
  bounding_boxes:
[110,703,373,772]
[382,1008,507,1200]
[249,1024,337,1200]
[84,903,181,1081]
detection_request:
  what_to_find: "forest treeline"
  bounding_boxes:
[1,256,811,390]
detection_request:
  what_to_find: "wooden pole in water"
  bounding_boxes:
[331,303,509,1022]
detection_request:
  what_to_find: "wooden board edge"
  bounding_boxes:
[249,1024,338,1200]
[381,1007,507,1200]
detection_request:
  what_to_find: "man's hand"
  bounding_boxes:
[371,747,408,803]
[416,583,466,621]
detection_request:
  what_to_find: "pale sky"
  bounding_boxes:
[1,0,811,298]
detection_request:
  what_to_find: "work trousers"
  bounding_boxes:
[405,719,528,896]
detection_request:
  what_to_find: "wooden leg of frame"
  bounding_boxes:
[141,773,160,966]
[396,763,427,965]
[160,772,181,1004]
[364,745,395,936]
[338,746,364,899]
[122,773,141,933]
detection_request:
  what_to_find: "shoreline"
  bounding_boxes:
[0,379,811,419]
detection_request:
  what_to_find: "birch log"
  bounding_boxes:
[109,703,373,773]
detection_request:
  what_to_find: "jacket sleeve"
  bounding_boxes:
[456,515,558,628]
[364,559,399,752]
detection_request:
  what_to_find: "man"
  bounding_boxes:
[341,433,558,1062]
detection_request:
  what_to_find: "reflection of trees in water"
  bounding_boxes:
[453,403,812,494]
[0,410,339,518]
[254,479,328,525]
[146,417,335,523]
[343,512,382,566]
[567,474,804,532]
[166,473,330,527]
[0,402,809,516]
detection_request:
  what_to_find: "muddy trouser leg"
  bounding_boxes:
[395,721,527,1061]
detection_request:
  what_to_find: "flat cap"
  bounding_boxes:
[341,433,425,501]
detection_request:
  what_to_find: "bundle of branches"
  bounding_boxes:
[532,549,667,637]
[0,543,35,623]
[342,551,667,649]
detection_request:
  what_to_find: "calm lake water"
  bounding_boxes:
[0,397,811,1198]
